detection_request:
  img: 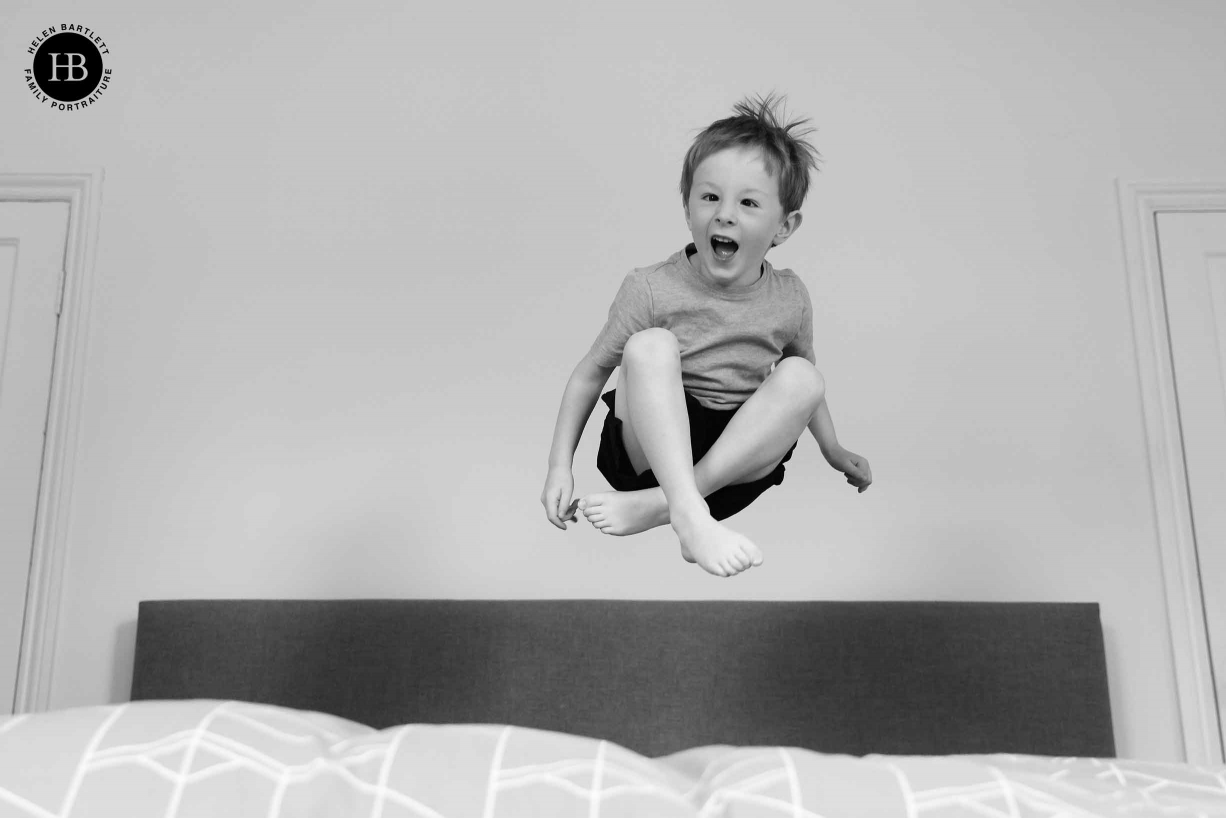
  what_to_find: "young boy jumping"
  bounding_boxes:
[541,94,872,578]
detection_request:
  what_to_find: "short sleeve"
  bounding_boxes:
[587,271,654,367]
[782,275,817,365]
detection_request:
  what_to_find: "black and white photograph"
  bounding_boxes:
[2,1,1226,814]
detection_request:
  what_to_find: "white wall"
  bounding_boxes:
[5,0,1225,761]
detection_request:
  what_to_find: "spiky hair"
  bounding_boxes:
[679,92,820,214]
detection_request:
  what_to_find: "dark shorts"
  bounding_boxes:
[596,389,796,521]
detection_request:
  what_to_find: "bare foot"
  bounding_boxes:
[672,511,763,578]
[577,489,670,535]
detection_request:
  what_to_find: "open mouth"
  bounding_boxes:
[711,235,739,262]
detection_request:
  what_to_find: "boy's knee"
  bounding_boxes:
[623,328,679,361]
[773,357,825,406]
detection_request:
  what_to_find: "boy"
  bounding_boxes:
[541,94,872,578]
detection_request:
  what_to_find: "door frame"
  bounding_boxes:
[0,171,103,714]
[1118,179,1226,764]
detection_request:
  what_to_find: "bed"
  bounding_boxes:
[1,599,1223,817]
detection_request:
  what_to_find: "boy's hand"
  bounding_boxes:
[541,466,581,529]
[828,447,873,493]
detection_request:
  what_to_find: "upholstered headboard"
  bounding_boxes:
[130,599,1115,758]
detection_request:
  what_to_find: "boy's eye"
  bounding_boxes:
[742,199,759,207]
[702,193,718,201]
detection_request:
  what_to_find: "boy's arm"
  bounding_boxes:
[807,397,841,460]
[808,391,873,493]
[548,353,615,469]
[542,354,616,527]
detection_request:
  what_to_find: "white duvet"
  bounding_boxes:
[1,699,1223,817]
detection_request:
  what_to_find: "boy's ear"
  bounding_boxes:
[771,211,803,247]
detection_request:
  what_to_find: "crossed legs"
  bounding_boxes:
[578,328,825,577]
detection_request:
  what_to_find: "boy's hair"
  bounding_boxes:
[680,92,820,215]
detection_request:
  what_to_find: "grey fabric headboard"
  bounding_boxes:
[130,599,1115,758]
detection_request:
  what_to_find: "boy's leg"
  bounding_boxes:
[697,356,825,489]
[583,355,824,531]
[583,328,762,577]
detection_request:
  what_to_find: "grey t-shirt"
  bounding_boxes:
[588,244,816,409]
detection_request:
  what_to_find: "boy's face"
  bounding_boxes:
[684,146,802,289]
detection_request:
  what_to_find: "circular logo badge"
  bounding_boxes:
[23,25,113,110]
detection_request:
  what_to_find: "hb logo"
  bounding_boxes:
[48,53,90,82]
[26,28,112,108]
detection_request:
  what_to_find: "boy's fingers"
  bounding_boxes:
[544,491,566,528]
[847,472,870,491]
[550,496,580,527]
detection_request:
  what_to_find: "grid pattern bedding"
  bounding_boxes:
[0,700,1220,818]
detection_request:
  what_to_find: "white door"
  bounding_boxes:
[1159,210,1226,753]
[0,202,68,715]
